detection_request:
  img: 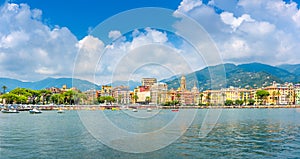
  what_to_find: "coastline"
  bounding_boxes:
[6,104,300,111]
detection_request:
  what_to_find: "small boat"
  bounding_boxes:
[147,108,152,112]
[111,107,118,111]
[132,108,138,112]
[57,109,65,113]
[29,108,42,114]
[1,109,19,113]
[171,109,179,112]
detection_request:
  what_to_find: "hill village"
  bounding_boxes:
[43,76,300,107]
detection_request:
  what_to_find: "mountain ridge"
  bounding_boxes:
[1,62,300,92]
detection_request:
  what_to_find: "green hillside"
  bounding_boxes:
[165,63,298,91]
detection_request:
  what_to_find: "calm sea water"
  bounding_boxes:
[1,108,300,159]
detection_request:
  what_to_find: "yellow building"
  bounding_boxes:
[101,85,112,96]
[263,82,294,105]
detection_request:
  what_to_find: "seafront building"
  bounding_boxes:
[80,75,300,106]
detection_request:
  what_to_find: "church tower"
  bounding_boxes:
[191,81,198,93]
[180,75,186,91]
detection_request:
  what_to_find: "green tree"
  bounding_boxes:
[199,93,204,105]
[145,96,151,104]
[98,96,115,104]
[235,99,244,106]
[50,94,64,104]
[248,99,256,105]
[206,92,211,106]
[133,95,139,103]
[224,99,234,106]
[39,89,52,104]
[2,85,7,94]
[256,90,270,105]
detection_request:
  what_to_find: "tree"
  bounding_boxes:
[221,93,226,106]
[2,85,7,94]
[235,99,244,106]
[248,99,256,105]
[276,90,281,105]
[199,93,204,105]
[272,91,276,104]
[39,89,52,104]
[224,99,234,106]
[206,92,211,106]
[97,96,115,104]
[145,96,151,104]
[176,93,181,102]
[133,95,139,103]
[256,90,270,105]
[50,94,64,104]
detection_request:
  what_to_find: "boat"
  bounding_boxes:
[171,109,179,112]
[147,108,152,112]
[132,108,138,112]
[57,109,65,113]
[1,108,19,113]
[29,108,42,114]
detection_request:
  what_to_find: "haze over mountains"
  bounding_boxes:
[0,62,299,92]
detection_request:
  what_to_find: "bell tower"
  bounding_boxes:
[180,75,186,91]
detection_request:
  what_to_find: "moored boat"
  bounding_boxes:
[171,109,179,112]
[132,108,138,112]
[57,109,65,113]
[29,108,42,114]
[1,109,19,113]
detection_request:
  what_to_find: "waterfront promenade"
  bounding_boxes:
[6,104,300,111]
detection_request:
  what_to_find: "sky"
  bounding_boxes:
[1,0,300,84]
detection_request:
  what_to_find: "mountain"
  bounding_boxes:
[165,62,300,91]
[277,64,300,76]
[1,62,300,92]
[238,62,299,82]
[0,77,100,92]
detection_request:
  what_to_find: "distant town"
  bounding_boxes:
[1,75,300,107]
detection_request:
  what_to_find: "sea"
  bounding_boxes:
[1,108,300,159]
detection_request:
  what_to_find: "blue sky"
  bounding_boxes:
[10,0,182,39]
[1,0,300,84]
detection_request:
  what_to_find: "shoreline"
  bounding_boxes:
[6,104,300,111]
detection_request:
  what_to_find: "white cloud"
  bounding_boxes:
[177,0,203,13]
[176,0,300,65]
[108,30,122,40]
[220,12,254,31]
[0,3,78,81]
[293,10,300,27]
[2,0,300,85]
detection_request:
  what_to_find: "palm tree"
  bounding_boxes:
[221,93,226,106]
[145,96,150,105]
[276,90,281,105]
[206,92,211,106]
[2,85,7,94]
[199,93,204,105]
[133,95,138,103]
[272,91,276,105]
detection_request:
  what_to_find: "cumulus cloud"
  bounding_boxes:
[175,0,300,65]
[177,0,203,13]
[90,28,196,84]
[2,0,300,84]
[108,30,122,40]
[220,12,254,31]
[0,3,78,81]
